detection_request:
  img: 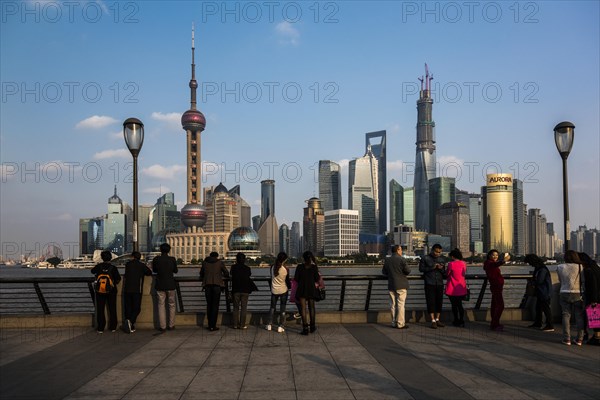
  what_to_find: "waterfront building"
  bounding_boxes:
[469,193,483,253]
[366,131,387,234]
[403,187,415,228]
[279,223,290,254]
[482,173,514,253]
[324,209,359,257]
[226,227,261,259]
[204,183,240,233]
[303,197,325,256]
[151,193,180,242]
[260,179,275,226]
[104,186,126,255]
[389,179,403,229]
[513,179,526,256]
[318,160,342,212]
[79,218,90,256]
[413,65,437,232]
[290,221,301,258]
[87,218,104,254]
[436,201,470,254]
[348,146,379,234]
[428,177,455,233]
[527,208,548,257]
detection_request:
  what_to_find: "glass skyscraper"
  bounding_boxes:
[366,131,387,233]
[389,179,404,229]
[318,160,342,212]
[260,179,275,226]
[403,187,415,228]
[513,179,525,256]
[428,177,455,233]
[348,146,379,234]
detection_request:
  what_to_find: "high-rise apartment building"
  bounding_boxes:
[204,183,240,233]
[151,192,180,240]
[303,197,325,256]
[389,179,403,229]
[318,160,342,212]
[414,65,437,232]
[468,193,483,252]
[527,208,548,257]
[366,131,387,233]
[428,177,455,233]
[324,209,359,257]
[436,202,470,254]
[348,146,379,234]
[482,173,513,253]
[513,179,526,256]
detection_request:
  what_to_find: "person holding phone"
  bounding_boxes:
[484,249,510,331]
[419,243,447,329]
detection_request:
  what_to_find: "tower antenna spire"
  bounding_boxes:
[189,22,197,110]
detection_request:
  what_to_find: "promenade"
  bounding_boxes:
[1,320,599,400]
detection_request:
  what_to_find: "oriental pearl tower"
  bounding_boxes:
[180,25,208,230]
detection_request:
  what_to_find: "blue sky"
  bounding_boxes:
[1,1,599,259]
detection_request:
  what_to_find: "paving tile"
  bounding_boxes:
[241,363,295,391]
[186,366,245,393]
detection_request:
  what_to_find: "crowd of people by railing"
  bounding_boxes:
[90,243,600,346]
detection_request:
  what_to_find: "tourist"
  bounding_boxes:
[556,250,585,345]
[523,254,554,332]
[294,251,320,335]
[266,252,290,333]
[200,251,230,331]
[419,243,447,329]
[578,252,600,345]
[230,252,256,329]
[446,248,468,327]
[484,249,510,331]
[91,250,121,333]
[152,243,179,333]
[123,251,152,333]
[382,245,411,329]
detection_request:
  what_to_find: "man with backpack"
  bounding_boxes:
[91,250,121,333]
[123,251,152,333]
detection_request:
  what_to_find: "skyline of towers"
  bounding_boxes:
[318,160,342,212]
[348,145,379,234]
[413,65,437,232]
[365,130,387,234]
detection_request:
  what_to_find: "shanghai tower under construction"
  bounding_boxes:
[413,64,437,232]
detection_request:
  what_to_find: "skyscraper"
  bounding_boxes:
[180,25,208,231]
[279,223,290,254]
[258,180,279,255]
[527,208,548,257]
[413,65,437,232]
[104,186,126,255]
[389,179,404,229]
[204,183,240,233]
[318,160,342,212]
[513,179,525,256]
[482,173,514,253]
[290,222,301,258]
[348,146,379,234]
[403,187,415,227]
[469,193,483,252]
[324,209,359,257]
[428,177,455,233]
[366,131,387,233]
[437,202,470,253]
[303,197,325,256]
[260,179,275,226]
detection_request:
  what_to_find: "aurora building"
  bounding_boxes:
[482,173,514,253]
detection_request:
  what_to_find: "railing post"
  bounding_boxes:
[175,281,185,313]
[88,282,96,304]
[33,282,51,315]
[475,278,488,310]
[365,279,373,311]
[339,279,346,311]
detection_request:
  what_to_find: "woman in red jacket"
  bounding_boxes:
[446,248,468,327]
[484,249,510,331]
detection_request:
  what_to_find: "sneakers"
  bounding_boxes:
[241,325,248,330]
[541,326,555,332]
[97,330,103,334]
[430,321,438,329]
[131,324,136,333]
[266,324,272,331]
[435,321,445,328]
[126,319,132,334]
[293,313,301,320]
[397,325,409,330]
[277,326,285,333]
[562,339,571,346]
[574,339,583,346]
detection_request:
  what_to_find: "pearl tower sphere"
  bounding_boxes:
[181,25,208,229]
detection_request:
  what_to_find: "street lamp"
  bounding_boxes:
[123,118,144,252]
[554,121,575,253]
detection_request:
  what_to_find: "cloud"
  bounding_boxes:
[387,160,407,172]
[93,149,130,160]
[48,213,73,221]
[151,112,182,131]
[275,21,300,46]
[142,164,186,180]
[75,115,118,130]
[143,186,172,195]
[109,131,123,140]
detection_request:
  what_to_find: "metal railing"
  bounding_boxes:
[0,274,532,315]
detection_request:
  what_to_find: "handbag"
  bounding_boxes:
[525,278,536,297]
[586,304,600,329]
[315,287,326,302]
[464,288,471,302]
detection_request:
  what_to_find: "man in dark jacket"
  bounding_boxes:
[123,251,152,333]
[524,254,554,332]
[382,245,411,329]
[419,243,447,329]
[200,251,230,331]
[152,243,178,332]
[91,250,121,333]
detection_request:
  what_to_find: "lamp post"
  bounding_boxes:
[123,118,144,252]
[554,121,575,253]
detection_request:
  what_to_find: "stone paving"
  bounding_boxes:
[1,321,599,399]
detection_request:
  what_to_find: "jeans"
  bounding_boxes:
[232,292,249,328]
[157,290,176,330]
[533,296,553,327]
[490,284,504,329]
[389,289,407,327]
[267,292,288,327]
[424,284,444,314]
[205,285,222,329]
[559,293,585,341]
[123,292,142,324]
[95,292,117,331]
